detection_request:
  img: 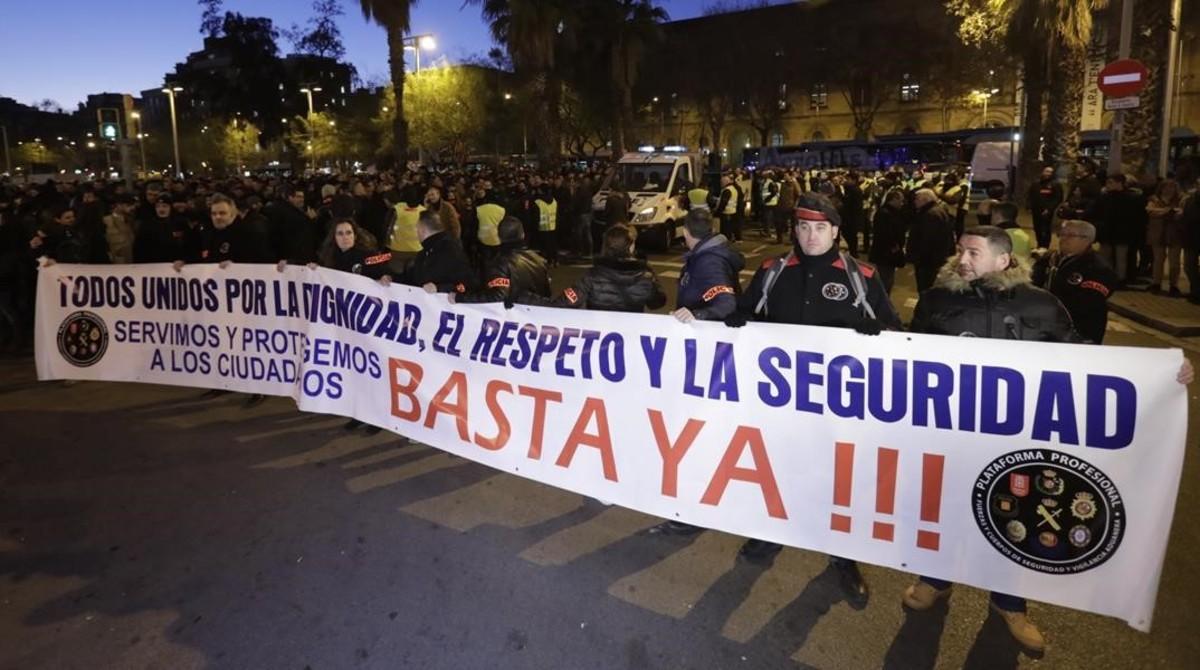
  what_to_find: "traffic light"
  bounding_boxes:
[97,108,121,141]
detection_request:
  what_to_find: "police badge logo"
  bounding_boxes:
[821,282,849,301]
[973,449,1124,575]
[219,242,231,254]
[56,311,109,367]
[1067,272,1084,286]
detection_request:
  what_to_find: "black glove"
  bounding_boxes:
[724,312,749,328]
[854,318,883,336]
[503,294,515,310]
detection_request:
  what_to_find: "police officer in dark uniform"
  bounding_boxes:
[1032,219,1118,343]
[178,193,275,408]
[726,193,899,606]
[454,216,551,305]
[672,208,745,324]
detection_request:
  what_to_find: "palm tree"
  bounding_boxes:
[601,0,668,157]
[1122,0,1173,177]
[1042,1,1106,184]
[985,0,1104,202]
[469,0,571,165]
[359,0,417,165]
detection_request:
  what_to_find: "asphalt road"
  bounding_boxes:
[2,230,1199,669]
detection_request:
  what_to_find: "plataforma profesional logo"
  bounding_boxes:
[973,449,1124,574]
[56,311,109,367]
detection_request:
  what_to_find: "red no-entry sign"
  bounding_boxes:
[1098,59,1150,98]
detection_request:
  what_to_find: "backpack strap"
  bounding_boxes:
[839,252,877,320]
[754,251,792,316]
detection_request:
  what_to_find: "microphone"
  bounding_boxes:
[1003,315,1019,339]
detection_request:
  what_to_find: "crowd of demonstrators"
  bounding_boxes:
[4,155,1199,651]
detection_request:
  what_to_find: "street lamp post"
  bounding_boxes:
[131,112,147,176]
[300,86,322,172]
[403,34,437,74]
[0,125,9,175]
[162,86,183,179]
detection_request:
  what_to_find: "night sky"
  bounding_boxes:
[0,0,716,110]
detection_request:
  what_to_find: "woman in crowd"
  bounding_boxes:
[1146,178,1185,297]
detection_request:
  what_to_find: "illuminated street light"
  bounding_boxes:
[403,33,437,73]
[161,85,184,178]
[503,93,512,101]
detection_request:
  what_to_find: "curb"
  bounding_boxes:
[1109,302,1200,337]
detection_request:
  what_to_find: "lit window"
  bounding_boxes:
[770,131,785,147]
[900,74,920,103]
[810,84,828,110]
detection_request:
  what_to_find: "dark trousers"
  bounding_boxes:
[1032,214,1053,249]
[1185,248,1200,297]
[921,576,1025,613]
[538,229,558,265]
[761,206,776,237]
[842,227,860,257]
[915,263,940,293]
[877,265,897,295]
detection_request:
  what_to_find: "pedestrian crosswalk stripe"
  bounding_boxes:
[156,399,292,429]
[252,431,396,469]
[344,452,466,494]
[519,506,660,567]
[340,443,425,469]
[236,417,346,443]
[719,549,826,643]
[607,531,743,619]
[402,473,583,532]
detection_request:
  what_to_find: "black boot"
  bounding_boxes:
[738,539,783,564]
[200,388,230,399]
[343,418,363,431]
[830,557,869,608]
[242,393,266,409]
[364,425,383,435]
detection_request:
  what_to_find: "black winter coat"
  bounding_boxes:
[134,214,203,263]
[327,247,392,279]
[906,201,956,267]
[869,205,908,267]
[736,246,900,329]
[911,260,1079,342]
[198,214,274,264]
[403,232,477,294]
[1093,189,1146,246]
[549,255,666,312]
[41,224,104,264]
[266,201,319,264]
[677,234,744,320]
[458,244,551,304]
[1032,250,1117,344]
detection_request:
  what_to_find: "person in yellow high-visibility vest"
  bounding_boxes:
[687,186,710,212]
[386,195,425,274]
[475,189,506,265]
[716,173,738,239]
[534,186,558,267]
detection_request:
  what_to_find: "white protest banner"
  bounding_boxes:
[35,263,1187,631]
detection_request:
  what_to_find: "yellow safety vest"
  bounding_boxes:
[761,179,780,207]
[535,198,557,232]
[687,188,710,209]
[721,185,738,215]
[389,203,425,253]
[475,202,505,247]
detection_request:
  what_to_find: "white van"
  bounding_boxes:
[593,149,703,251]
[969,140,1021,201]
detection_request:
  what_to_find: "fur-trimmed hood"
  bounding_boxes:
[933,255,1033,293]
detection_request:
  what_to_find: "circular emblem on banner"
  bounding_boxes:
[973,449,1124,574]
[56,311,109,367]
[821,282,849,301]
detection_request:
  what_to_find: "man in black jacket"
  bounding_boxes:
[672,209,744,324]
[134,195,203,263]
[30,205,104,265]
[1027,165,1063,249]
[723,194,898,606]
[266,186,319,264]
[195,194,274,265]
[405,210,477,296]
[1032,220,1118,343]
[907,188,957,292]
[454,216,551,305]
[548,223,666,312]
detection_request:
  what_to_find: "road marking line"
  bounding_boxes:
[344,452,465,494]
[341,443,425,469]
[235,418,347,443]
[402,474,583,532]
[719,549,826,642]
[649,260,685,269]
[519,506,660,566]
[156,400,292,429]
[607,531,742,618]
[660,270,680,279]
[252,431,396,469]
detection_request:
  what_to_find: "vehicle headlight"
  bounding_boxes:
[634,206,657,223]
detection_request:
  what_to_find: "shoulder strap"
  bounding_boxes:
[839,252,877,320]
[754,252,792,316]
